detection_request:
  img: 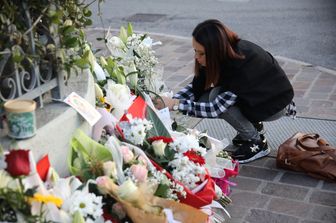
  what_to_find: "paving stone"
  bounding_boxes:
[321,182,336,192]
[264,158,279,169]
[285,69,301,77]
[225,205,249,222]
[301,220,326,223]
[231,176,263,191]
[310,205,336,222]
[283,62,302,72]
[261,182,309,200]
[329,94,336,101]
[310,85,334,93]
[164,65,182,73]
[267,197,314,217]
[239,165,279,181]
[174,45,191,53]
[310,100,334,108]
[310,191,336,207]
[280,172,320,187]
[166,74,188,81]
[308,93,331,100]
[243,157,269,167]
[294,90,306,97]
[294,71,318,82]
[294,98,311,106]
[293,81,313,90]
[230,191,269,208]
[245,209,300,223]
[287,74,296,81]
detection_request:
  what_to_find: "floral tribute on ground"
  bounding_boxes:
[0,24,239,223]
[88,23,239,222]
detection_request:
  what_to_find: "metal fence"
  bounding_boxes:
[0,2,65,128]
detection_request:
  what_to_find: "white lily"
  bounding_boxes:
[94,83,104,99]
[93,61,107,81]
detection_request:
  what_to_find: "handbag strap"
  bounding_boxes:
[286,145,336,163]
[297,133,335,150]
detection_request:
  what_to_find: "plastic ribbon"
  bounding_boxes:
[105,136,125,185]
[213,160,239,195]
[201,200,231,222]
[120,96,147,121]
[36,155,51,182]
[92,107,118,141]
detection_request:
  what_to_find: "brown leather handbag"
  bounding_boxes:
[276,132,336,182]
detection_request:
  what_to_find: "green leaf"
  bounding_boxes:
[62,26,75,35]
[83,8,92,17]
[11,45,24,63]
[74,58,90,69]
[64,37,79,48]
[115,69,126,84]
[164,146,175,161]
[145,104,171,138]
[154,183,170,198]
[127,23,133,36]
[84,19,93,26]
[72,211,86,223]
[68,129,113,179]
[119,26,128,44]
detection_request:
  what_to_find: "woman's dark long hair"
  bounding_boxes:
[192,19,244,89]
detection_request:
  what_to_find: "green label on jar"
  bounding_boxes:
[7,111,36,139]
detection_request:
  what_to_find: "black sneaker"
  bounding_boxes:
[232,135,270,163]
[232,122,265,146]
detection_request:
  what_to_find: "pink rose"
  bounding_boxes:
[120,146,134,163]
[112,202,126,219]
[130,164,148,183]
[137,155,148,167]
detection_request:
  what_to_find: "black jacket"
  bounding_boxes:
[192,40,294,122]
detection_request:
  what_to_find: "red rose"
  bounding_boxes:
[147,136,174,143]
[183,150,205,165]
[5,149,31,177]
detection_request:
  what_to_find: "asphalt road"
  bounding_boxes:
[89,0,336,70]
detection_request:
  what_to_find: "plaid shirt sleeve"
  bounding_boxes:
[177,90,237,118]
[285,100,297,119]
[173,83,195,101]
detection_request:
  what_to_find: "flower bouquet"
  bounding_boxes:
[110,94,218,209]
[68,128,208,223]
[93,23,167,96]
[0,148,106,223]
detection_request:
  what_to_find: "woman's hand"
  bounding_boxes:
[153,96,179,111]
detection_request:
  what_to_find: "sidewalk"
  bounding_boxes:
[86,28,336,223]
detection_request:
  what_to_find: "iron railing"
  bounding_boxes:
[0,2,65,128]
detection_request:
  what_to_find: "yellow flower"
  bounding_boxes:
[29,193,63,208]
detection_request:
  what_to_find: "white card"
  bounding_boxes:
[157,107,172,130]
[64,92,102,126]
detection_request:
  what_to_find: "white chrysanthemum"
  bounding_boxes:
[62,190,103,220]
[170,134,207,156]
[168,153,207,190]
[119,118,152,145]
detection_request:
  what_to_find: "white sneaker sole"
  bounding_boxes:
[238,148,271,164]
